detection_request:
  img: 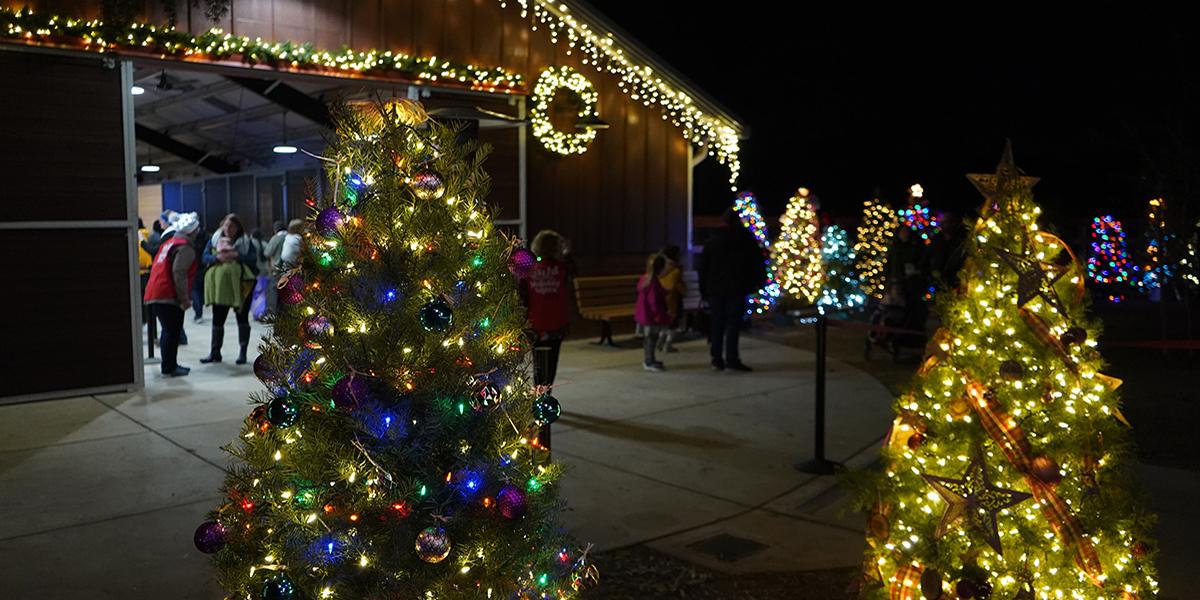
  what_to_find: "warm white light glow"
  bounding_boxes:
[273,144,298,154]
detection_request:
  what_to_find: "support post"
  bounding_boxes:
[795,312,842,474]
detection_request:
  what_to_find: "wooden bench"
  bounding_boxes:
[574,271,701,346]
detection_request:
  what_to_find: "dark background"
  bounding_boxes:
[596,5,1199,234]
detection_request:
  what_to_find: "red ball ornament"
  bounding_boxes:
[1132,541,1149,558]
[507,247,537,279]
[907,432,926,450]
[496,485,527,519]
[1031,456,1062,485]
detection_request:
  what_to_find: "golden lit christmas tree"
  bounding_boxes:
[191,101,595,600]
[772,187,824,303]
[859,146,1158,600]
[854,197,898,300]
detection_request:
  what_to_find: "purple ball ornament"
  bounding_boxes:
[279,272,305,305]
[496,485,527,519]
[332,374,372,411]
[314,205,345,238]
[508,247,537,279]
[193,520,228,554]
[254,354,282,388]
[302,315,333,348]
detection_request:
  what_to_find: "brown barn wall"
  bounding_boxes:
[5,0,693,274]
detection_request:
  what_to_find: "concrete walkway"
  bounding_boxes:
[0,322,1196,599]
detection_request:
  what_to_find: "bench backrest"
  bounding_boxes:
[574,271,702,311]
[682,270,701,310]
[574,275,641,311]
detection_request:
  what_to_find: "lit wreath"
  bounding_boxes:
[530,65,600,155]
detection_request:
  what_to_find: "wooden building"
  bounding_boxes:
[0,0,745,402]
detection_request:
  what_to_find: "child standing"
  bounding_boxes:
[636,253,670,372]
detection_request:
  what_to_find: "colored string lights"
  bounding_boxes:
[898,183,940,245]
[1140,197,1173,292]
[772,188,825,304]
[1087,214,1135,298]
[734,192,780,314]
[816,225,866,312]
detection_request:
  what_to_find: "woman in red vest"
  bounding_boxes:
[144,212,201,377]
[521,230,572,386]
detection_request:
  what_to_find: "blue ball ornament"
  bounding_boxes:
[532,394,561,426]
[261,575,296,600]
[418,298,454,332]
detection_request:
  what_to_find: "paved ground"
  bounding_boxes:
[0,319,1196,598]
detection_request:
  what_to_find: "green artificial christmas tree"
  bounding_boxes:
[192,100,595,600]
[858,146,1157,600]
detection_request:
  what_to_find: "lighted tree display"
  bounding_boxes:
[1087,214,1136,303]
[815,225,866,312]
[193,101,595,600]
[854,197,898,300]
[772,188,824,304]
[733,192,781,315]
[1139,197,1172,293]
[859,148,1158,600]
[899,184,941,246]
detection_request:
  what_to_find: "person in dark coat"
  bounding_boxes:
[698,209,764,371]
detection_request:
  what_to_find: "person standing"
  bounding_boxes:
[657,244,686,353]
[280,219,305,267]
[521,230,572,387]
[698,209,763,372]
[263,220,287,310]
[636,253,670,372]
[201,214,259,365]
[143,212,200,377]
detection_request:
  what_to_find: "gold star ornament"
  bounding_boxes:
[921,454,1032,555]
[966,141,1040,215]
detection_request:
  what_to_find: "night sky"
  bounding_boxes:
[596,5,1199,233]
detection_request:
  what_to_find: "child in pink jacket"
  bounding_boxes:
[635,253,671,372]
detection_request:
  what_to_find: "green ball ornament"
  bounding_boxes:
[266,397,299,428]
[532,394,561,426]
[261,575,295,600]
[418,299,454,332]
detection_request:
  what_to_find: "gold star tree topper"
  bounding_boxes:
[921,454,1032,555]
[966,140,1040,216]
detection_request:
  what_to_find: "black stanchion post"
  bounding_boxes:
[533,346,552,459]
[147,308,156,359]
[796,311,841,474]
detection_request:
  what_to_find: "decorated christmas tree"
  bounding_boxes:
[772,188,824,304]
[816,225,866,312]
[1138,197,1172,295]
[1087,214,1136,303]
[899,183,941,246]
[192,101,596,600]
[854,197,898,300]
[734,192,781,314]
[859,147,1158,600]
